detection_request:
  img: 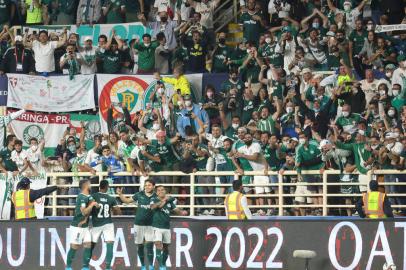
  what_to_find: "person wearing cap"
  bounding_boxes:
[355,180,393,218]
[0,35,35,74]
[276,25,296,72]
[78,36,97,75]
[224,179,252,220]
[12,177,57,220]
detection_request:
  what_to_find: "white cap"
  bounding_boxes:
[290,137,299,143]
[15,35,23,42]
[84,36,92,42]
[301,68,312,75]
[319,139,331,149]
[385,132,397,139]
[343,0,352,6]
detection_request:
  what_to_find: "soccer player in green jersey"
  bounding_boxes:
[151,185,188,270]
[66,179,99,270]
[90,180,120,270]
[117,179,156,270]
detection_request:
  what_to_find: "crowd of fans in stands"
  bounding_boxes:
[0,0,406,216]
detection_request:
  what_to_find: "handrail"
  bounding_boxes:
[40,169,406,217]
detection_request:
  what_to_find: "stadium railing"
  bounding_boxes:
[44,169,406,217]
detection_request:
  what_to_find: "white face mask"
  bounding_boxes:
[177,101,184,107]
[299,138,306,145]
[379,90,386,96]
[343,4,351,11]
[286,107,293,113]
[265,37,272,44]
[342,111,349,117]
[352,88,358,94]
[371,144,379,150]
[152,123,160,130]
[386,72,392,78]
[185,100,192,107]
[101,140,108,146]
[388,110,395,117]
[392,90,400,96]
[366,25,373,31]
[386,143,394,150]
[232,123,239,129]
[157,87,164,95]
[337,22,343,28]
[144,43,151,47]
[312,22,320,29]
[30,145,38,152]
[139,145,146,151]
[358,129,365,136]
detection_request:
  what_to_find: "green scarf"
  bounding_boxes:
[67,57,79,80]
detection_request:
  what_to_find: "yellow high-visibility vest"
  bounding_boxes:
[363,191,386,219]
[224,191,246,220]
[12,190,36,220]
[25,0,42,24]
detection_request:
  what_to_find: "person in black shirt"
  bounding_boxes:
[183,30,207,73]
[0,35,35,74]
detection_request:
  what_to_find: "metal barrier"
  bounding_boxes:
[42,169,406,217]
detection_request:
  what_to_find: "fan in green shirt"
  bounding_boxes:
[151,185,187,269]
[211,32,233,73]
[335,104,362,134]
[90,180,119,270]
[133,34,159,73]
[101,42,123,74]
[66,179,98,270]
[295,133,324,174]
[220,69,245,98]
[256,103,281,135]
[117,179,157,269]
[259,36,283,68]
[238,0,265,46]
[103,0,125,23]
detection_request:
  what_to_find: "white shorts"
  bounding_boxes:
[253,176,270,194]
[134,225,154,244]
[91,223,115,243]
[69,225,91,245]
[294,185,313,204]
[153,228,171,244]
[358,174,370,192]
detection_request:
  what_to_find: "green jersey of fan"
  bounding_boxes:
[132,191,157,226]
[91,192,118,227]
[151,197,177,229]
[71,193,94,228]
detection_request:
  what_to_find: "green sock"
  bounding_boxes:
[137,244,145,266]
[82,247,92,267]
[162,249,168,266]
[66,248,77,267]
[106,243,114,269]
[156,248,163,267]
[146,242,154,266]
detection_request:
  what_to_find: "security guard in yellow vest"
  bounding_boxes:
[12,177,57,220]
[224,180,252,220]
[355,180,393,218]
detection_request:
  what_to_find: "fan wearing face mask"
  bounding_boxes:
[327,0,368,31]
[176,94,210,138]
[336,104,362,134]
[211,32,233,73]
[390,83,405,112]
[25,137,45,174]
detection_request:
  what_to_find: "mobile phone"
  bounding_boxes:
[16,29,21,35]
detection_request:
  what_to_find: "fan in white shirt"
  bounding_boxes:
[23,29,67,73]
[11,140,29,175]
